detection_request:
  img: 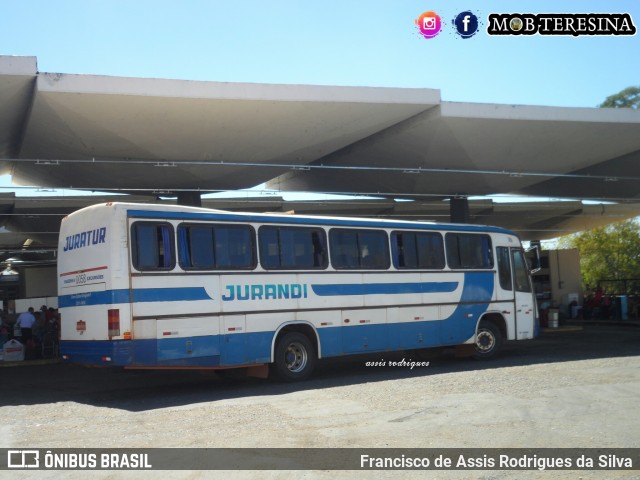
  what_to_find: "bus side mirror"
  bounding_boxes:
[526,245,541,274]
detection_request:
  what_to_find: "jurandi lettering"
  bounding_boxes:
[222,283,308,301]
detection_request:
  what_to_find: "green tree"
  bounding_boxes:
[558,220,640,291]
[599,86,640,109]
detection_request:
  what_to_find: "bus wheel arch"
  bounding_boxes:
[271,323,319,381]
[473,314,506,360]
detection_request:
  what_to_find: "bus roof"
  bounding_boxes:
[69,202,519,237]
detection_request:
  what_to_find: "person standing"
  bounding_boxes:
[16,307,37,345]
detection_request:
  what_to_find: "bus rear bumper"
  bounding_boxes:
[60,340,133,366]
[59,339,224,367]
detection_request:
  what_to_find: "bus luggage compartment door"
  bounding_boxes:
[341,309,387,353]
[221,315,247,365]
[132,317,222,367]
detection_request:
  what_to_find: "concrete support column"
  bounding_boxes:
[450,197,470,223]
[177,191,202,207]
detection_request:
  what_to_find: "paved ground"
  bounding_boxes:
[1,324,639,479]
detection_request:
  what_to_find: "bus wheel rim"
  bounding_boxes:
[285,342,308,373]
[476,329,495,352]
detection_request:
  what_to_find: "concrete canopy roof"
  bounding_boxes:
[1,54,640,262]
[269,102,640,201]
[1,56,439,192]
[4,55,640,201]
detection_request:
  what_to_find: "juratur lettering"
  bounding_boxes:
[63,227,107,252]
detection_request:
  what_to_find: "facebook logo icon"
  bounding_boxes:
[453,11,479,38]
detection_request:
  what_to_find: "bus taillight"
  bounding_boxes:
[108,309,120,338]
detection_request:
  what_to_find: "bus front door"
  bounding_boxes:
[511,248,535,339]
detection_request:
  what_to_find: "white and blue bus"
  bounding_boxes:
[58,202,537,381]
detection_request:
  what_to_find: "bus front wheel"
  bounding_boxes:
[272,332,316,381]
[474,321,503,359]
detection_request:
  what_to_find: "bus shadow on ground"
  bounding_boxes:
[2,324,638,412]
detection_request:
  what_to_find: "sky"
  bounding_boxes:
[0,0,639,199]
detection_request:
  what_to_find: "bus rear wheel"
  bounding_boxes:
[272,332,316,382]
[474,321,503,359]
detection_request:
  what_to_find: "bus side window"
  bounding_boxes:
[329,230,359,269]
[132,222,175,271]
[359,231,390,269]
[214,226,255,269]
[330,229,389,270]
[178,224,255,270]
[497,246,513,290]
[445,233,493,270]
[259,227,280,270]
[180,225,215,269]
[392,231,444,269]
[259,226,327,270]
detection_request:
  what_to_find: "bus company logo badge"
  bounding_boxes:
[415,11,442,39]
[487,12,637,36]
[76,320,86,334]
[453,11,480,38]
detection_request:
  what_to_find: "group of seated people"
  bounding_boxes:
[580,287,639,320]
[541,286,639,325]
[580,286,612,319]
[1,305,60,359]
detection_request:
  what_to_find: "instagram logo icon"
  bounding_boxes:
[415,11,442,39]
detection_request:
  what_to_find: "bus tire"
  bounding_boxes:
[272,332,316,382]
[473,321,503,359]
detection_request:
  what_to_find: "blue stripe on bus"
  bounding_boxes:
[59,273,490,308]
[58,287,212,308]
[458,271,494,303]
[311,282,458,296]
[131,287,212,303]
[61,315,477,368]
[442,271,495,342]
[58,289,129,308]
[59,272,499,367]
